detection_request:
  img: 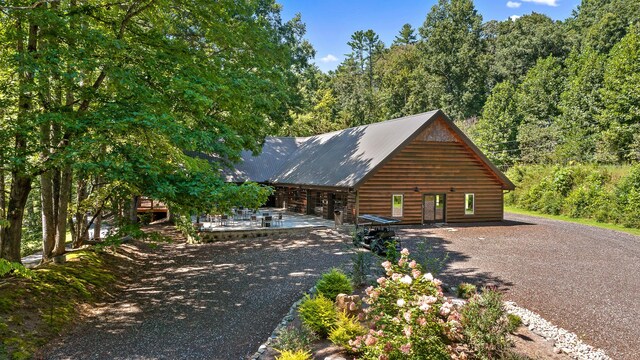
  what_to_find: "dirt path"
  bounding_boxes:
[399,213,640,360]
[42,226,353,360]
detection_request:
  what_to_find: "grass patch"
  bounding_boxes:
[505,205,640,237]
[0,249,121,359]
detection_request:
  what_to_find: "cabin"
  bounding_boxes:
[222,110,514,224]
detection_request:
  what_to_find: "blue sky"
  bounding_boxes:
[279,0,581,72]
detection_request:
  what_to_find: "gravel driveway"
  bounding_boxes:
[43,226,353,360]
[399,213,640,360]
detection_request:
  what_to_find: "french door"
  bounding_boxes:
[423,194,445,223]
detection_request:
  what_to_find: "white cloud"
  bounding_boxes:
[522,0,559,6]
[510,15,522,21]
[506,1,521,8]
[319,54,338,63]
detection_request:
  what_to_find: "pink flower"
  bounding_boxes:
[417,317,427,326]
[365,286,374,295]
[440,302,452,316]
[365,335,377,346]
[408,260,417,269]
[412,269,421,279]
[396,298,406,307]
[381,260,392,270]
[433,278,443,286]
[400,275,412,284]
[419,303,431,312]
[391,273,402,281]
[400,343,411,354]
[403,325,413,338]
[403,310,412,323]
[384,342,393,352]
[376,277,387,286]
[379,355,389,360]
[423,273,434,281]
[349,302,357,311]
[401,248,410,256]
[398,258,406,267]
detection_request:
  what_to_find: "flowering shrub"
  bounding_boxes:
[275,349,312,360]
[457,283,477,299]
[460,289,513,359]
[351,248,463,359]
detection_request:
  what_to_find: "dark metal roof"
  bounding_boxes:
[221,110,515,190]
[223,137,303,183]
[272,111,440,187]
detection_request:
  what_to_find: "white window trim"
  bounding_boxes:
[465,193,475,215]
[392,194,403,217]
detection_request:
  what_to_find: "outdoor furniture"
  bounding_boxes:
[250,214,258,226]
[220,214,229,226]
[262,215,272,227]
[274,213,283,227]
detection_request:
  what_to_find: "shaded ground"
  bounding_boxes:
[41,225,353,360]
[399,213,640,360]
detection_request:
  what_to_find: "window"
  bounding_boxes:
[392,194,403,217]
[465,193,475,215]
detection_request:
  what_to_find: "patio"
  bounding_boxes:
[192,208,336,240]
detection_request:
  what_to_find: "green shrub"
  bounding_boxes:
[328,311,367,349]
[507,314,523,333]
[273,324,318,352]
[275,349,312,360]
[457,283,477,299]
[315,268,353,301]
[298,294,337,337]
[460,289,513,359]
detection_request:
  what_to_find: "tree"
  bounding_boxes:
[598,25,640,162]
[377,44,422,119]
[555,48,606,162]
[393,23,418,46]
[472,81,521,167]
[488,13,568,85]
[418,0,488,121]
[515,56,566,163]
[0,0,311,262]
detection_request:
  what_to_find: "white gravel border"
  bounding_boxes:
[504,301,611,360]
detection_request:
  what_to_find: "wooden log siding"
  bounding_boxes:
[357,134,505,224]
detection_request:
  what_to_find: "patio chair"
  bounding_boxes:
[250,214,258,226]
[220,214,228,227]
[262,215,272,228]
[274,213,283,227]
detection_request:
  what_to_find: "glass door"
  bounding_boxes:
[423,194,445,223]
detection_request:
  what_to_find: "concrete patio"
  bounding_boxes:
[193,209,337,241]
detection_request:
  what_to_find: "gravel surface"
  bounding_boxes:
[43,225,353,360]
[399,213,640,360]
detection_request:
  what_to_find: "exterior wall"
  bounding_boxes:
[357,118,505,224]
[274,186,355,223]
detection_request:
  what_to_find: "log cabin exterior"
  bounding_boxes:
[223,110,515,224]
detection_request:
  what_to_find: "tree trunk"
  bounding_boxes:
[0,174,32,262]
[53,165,72,254]
[40,170,56,261]
[130,196,139,224]
[72,178,89,248]
[0,158,6,246]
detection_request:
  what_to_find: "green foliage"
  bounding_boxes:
[457,283,477,299]
[507,314,523,333]
[273,324,318,353]
[0,260,34,279]
[460,289,513,359]
[275,349,312,360]
[506,164,640,229]
[328,311,367,349]
[298,294,338,337]
[351,251,373,287]
[315,269,353,301]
